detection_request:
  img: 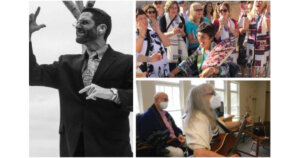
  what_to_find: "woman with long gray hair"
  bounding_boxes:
[183,83,251,157]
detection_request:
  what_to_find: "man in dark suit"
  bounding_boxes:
[29,6,133,157]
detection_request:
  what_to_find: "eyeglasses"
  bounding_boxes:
[220,9,228,13]
[206,91,216,96]
[147,11,156,14]
[72,20,91,27]
[194,8,203,12]
[161,97,169,102]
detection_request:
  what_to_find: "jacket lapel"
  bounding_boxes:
[73,54,86,92]
[92,45,117,82]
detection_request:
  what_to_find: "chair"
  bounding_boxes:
[236,121,270,157]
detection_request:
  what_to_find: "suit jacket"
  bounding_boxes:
[29,42,133,157]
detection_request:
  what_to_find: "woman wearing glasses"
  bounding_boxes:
[183,83,252,157]
[143,5,158,27]
[213,2,239,64]
[168,23,233,78]
[186,2,210,55]
[159,1,188,72]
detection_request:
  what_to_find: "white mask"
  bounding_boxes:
[159,102,168,109]
[210,95,222,109]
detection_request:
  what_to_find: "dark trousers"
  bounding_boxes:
[74,132,85,157]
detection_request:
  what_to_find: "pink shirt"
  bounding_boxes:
[158,109,176,139]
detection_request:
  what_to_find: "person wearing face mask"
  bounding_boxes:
[29,6,133,157]
[137,92,186,157]
[183,83,252,157]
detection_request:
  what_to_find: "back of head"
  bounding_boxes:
[197,22,216,38]
[136,8,146,18]
[81,7,112,41]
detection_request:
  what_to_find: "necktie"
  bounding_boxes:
[82,53,100,87]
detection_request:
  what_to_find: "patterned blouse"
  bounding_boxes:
[177,46,229,77]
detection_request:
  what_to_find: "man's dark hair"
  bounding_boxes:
[82,7,112,41]
[197,22,216,38]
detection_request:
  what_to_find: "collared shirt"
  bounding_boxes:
[158,108,177,139]
[81,45,120,104]
[81,44,108,84]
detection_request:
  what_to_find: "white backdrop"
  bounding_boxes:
[29,1,133,156]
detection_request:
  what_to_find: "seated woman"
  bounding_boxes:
[136,8,170,77]
[214,2,239,64]
[168,23,238,77]
[186,2,210,55]
[183,83,252,157]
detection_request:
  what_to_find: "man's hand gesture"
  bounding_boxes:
[29,7,46,38]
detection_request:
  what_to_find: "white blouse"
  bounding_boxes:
[183,112,225,150]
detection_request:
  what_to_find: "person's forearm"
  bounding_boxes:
[225,121,241,130]
[164,31,176,38]
[215,29,222,40]
[136,36,144,53]
[187,33,198,44]
[170,67,181,76]
[157,30,170,47]
[243,18,250,30]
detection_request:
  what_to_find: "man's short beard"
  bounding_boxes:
[76,27,98,44]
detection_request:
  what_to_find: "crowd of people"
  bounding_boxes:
[136,1,270,78]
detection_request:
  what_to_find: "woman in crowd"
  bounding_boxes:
[143,5,158,27]
[186,2,210,55]
[160,1,188,72]
[204,2,214,23]
[237,1,253,77]
[136,8,170,77]
[243,0,270,77]
[183,83,252,157]
[168,23,236,78]
[213,2,239,64]
[178,1,189,23]
[212,3,220,23]
[153,1,164,20]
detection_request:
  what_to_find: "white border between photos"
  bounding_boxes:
[1,0,300,158]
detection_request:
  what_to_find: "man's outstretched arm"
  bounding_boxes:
[29,7,60,89]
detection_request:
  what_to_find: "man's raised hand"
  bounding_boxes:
[29,7,46,38]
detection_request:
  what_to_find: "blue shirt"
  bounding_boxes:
[185,17,210,49]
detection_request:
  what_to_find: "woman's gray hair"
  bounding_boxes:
[185,83,217,129]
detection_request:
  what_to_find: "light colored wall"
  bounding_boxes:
[137,81,270,122]
[139,81,156,112]
[239,81,270,122]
